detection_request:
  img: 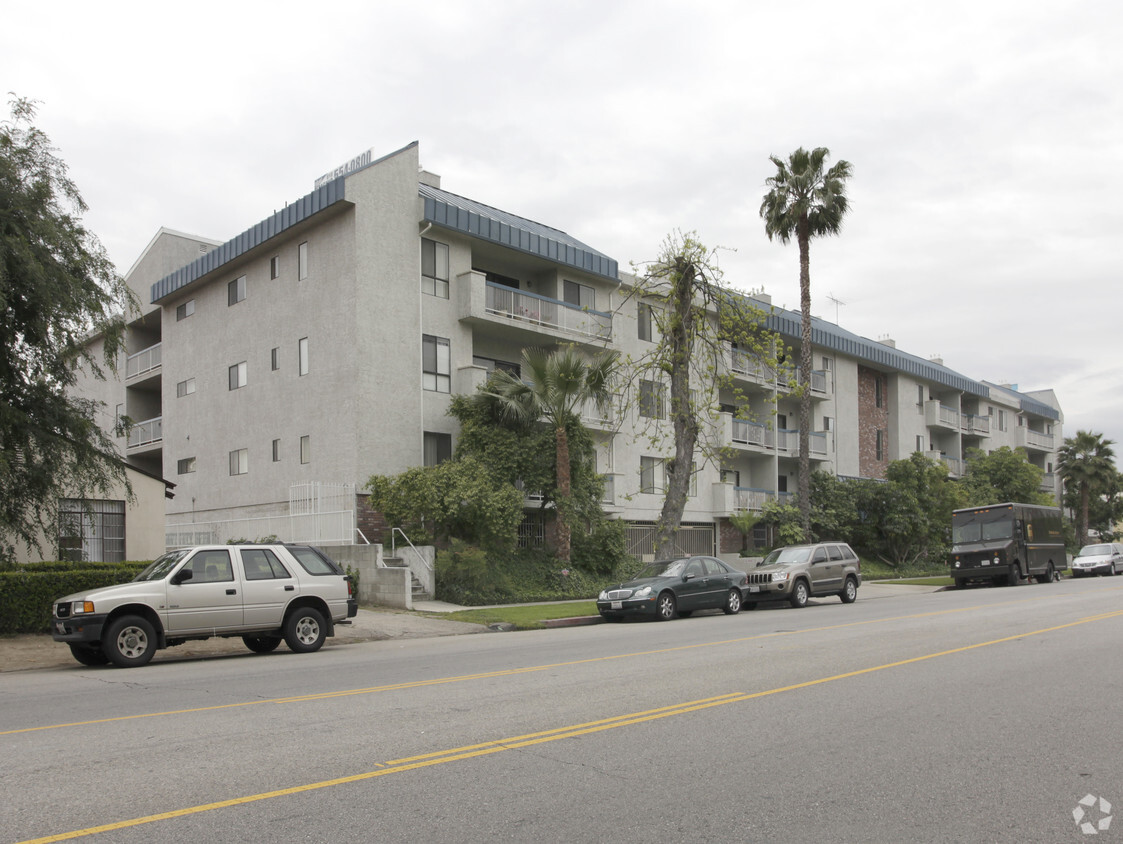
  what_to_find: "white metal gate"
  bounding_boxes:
[625,522,716,561]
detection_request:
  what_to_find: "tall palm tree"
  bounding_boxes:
[475,345,619,562]
[760,147,852,537]
[1058,430,1116,547]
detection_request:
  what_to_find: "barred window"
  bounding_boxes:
[58,499,125,563]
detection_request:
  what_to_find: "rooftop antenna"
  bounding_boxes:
[826,292,846,324]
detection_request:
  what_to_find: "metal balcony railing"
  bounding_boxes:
[485,282,611,340]
[126,343,161,379]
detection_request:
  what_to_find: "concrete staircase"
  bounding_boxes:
[383,556,430,601]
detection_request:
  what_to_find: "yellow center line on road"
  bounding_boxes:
[0,590,1107,737]
[18,606,1123,844]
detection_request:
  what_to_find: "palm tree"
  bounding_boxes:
[474,345,619,562]
[760,147,852,537]
[1058,430,1116,547]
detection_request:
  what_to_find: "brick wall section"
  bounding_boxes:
[857,366,890,478]
[719,519,744,554]
[356,494,388,544]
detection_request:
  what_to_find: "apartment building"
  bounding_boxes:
[71,141,1062,561]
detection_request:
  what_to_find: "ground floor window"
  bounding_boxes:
[58,499,125,562]
[517,512,546,548]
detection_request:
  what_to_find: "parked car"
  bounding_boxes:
[1071,543,1123,577]
[744,542,862,608]
[51,544,358,668]
[597,556,748,621]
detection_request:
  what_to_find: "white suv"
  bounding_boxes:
[51,544,358,668]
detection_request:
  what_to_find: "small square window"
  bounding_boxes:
[177,457,196,475]
[424,432,452,466]
[176,299,195,321]
[228,276,246,306]
[228,361,247,391]
[176,378,196,398]
[229,448,248,476]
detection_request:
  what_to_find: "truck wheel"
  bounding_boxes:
[839,577,858,604]
[654,592,677,621]
[723,589,742,615]
[789,580,809,608]
[243,635,282,654]
[1037,563,1055,584]
[954,577,969,589]
[744,601,758,611]
[103,615,157,668]
[68,643,109,666]
[1007,564,1023,587]
[283,607,327,653]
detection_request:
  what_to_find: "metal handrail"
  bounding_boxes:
[391,527,431,572]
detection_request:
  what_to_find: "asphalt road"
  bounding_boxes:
[5,577,1123,843]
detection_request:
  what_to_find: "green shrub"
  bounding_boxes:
[0,563,148,635]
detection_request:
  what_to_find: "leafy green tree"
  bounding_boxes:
[1058,431,1116,547]
[760,147,853,537]
[469,345,618,562]
[0,97,137,561]
[961,446,1052,506]
[758,499,806,546]
[626,232,783,560]
[364,456,523,551]
[879,454,967,567]
[808,470,859,541]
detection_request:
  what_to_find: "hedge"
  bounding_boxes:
[0,563,149,635]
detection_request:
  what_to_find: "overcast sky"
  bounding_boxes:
[5,1,1122,451]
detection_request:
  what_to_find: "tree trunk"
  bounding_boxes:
[1079,483,1090,548]
[654,260,699,561]
[797,217,813,539]
[554,425,572,562]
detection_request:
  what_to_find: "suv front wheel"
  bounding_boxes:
[104,615,157,668]
[284,607,327,653]
[789,580,810,608]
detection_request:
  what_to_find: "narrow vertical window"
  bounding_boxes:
[270,256,280,280]
[422,335,451,393]
[228,361,247,390]
[421,238,449,298]
[228,276,246,305]
[300,436,310,465]
[298,338,309,376]
[272,439,281,462]
[271,347,280,371]
[229,448,248,476]
[638,303,652,341]
[298,242,309,280]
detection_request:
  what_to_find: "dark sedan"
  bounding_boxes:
[597,556,747,621]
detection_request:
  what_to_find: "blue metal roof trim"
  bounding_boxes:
[761,304,990,398]
[420,184,618,282]
[150,177,348,303]
[1017,395,1061,421]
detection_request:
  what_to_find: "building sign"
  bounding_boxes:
[314,148,374,189]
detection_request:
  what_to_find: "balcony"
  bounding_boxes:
[125,343,162,382]
[1017,427,1055,453]
[776,429,830,460]
[727,347,775,387]
[961,413,991,437]
[925,400,959,431]
[727,416,774,453]
[711,483,781,516]
[127,416,162,452]
[778,367,830,399]
[458,272,612,342]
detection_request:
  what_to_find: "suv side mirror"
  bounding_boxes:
[171,568,193,586]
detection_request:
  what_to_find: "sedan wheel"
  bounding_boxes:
[723,588,742,615]
[655,592,677,621]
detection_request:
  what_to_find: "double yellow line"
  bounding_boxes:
[19,606,1123,843]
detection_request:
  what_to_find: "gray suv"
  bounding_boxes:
[51,544,358,667]
[744,542,862,608]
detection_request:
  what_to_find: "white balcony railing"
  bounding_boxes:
[126,343,162,379]
[961,414,990,436]
[127,416,162,448]
[1018,428,1055,452]
[776,429,828,457]
[485,282,611,340]
[731,418,773,449]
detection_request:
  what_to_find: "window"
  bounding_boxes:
[228,276,246,305]
[563,280,595,310]
[177,457,196,475]
[876,430,885,461]
[270,256,280,280]
[821,356,832,371]
[300,436,310,465]
[421,238,449,298]
[272,439,281,462]
[298,338,309,376]
[639,380,665,419]
[917,385,925,411]
[271,347,280,371]
[997,410,1008,432]
[57,499,125,563]
[242,548,291,580]
[823,416,833,432]
[422,334,450,393]
[473,356,520,377]
[176,299,195,321]
[298,242,309,280]
[186,549,234,583]
[640,456,664,494]
[176,377,195,398]
[424,432,452,466]
[875,377,883,409]
[114,404,124,437]
[229,448,248,476]
[638,303,653,342]
[228,361,247,390]
[916,436,925,453]
[721,469,740,486]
